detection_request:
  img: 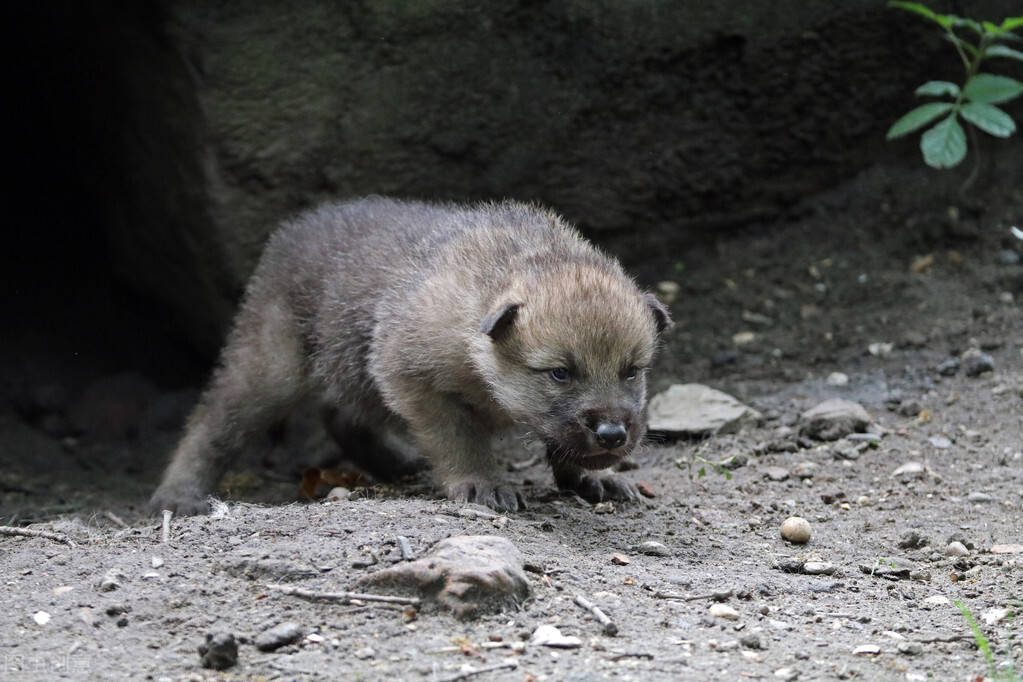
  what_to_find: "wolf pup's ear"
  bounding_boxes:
[481,303,520,341]
[644,293,673,334]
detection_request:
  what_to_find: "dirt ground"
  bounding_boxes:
[1,150,1021,681]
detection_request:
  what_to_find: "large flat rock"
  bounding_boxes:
[647,383,761,436]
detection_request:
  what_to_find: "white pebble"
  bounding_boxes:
[709,604,740,620]
[32,611,51,626]
[780,516,812,544]
[826,372,849,386]
[945,541,970,557]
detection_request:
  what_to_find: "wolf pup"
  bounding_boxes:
[150,198,670,514]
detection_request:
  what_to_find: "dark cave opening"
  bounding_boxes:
[3,2,207,395]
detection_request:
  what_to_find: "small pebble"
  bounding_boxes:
[936,358,959,376]
[531,624,582,648]
[982,607,1012,625]
[325,487,351,501]
[635,541,671,557]
[151,557,165,569]
[853,644,881,655]
[803,561,836,575]
[353,646,375,659]
[966,492,995,504]
[923,594,951,606]
[928,436,951,449]
[739,634,763,649]
[897,642,923,656]
[255,622,303,652]
[774,668,798,681]
[945,542,970,557]
[826,372,849,387]
[961,348,995,377]
[792,462,817,479]
[610,552,630,565]
[892,461,925,481]
[780,517,812,544]
[709,604,740,620]
[198,631,238,670]
[33,611,51,626]
[764,466,790,482]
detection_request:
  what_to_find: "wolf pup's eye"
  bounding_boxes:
[624,366,639,381]
[549,367,570,383]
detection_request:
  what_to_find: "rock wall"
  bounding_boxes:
[17,1,1020,352]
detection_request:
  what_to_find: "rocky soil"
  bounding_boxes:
[1,153,1021,681]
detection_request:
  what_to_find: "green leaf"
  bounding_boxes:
[985,44,1023,62]
[886,102,955,139]
[981,20,1001,36]
[888,1,952,29]
[920,115,967,168]
[915,80,960,97]
[948,15,983,34]
[697,466,706,479]
[964,73,1023,103]
[1000,17,1023,32]
[961,101,1017,137]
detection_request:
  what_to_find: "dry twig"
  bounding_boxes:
[435,661,518,682]
[0,525,76,547]
[574,594,618,636]
[265,583,420,606]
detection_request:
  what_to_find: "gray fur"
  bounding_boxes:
[150,198,670,514]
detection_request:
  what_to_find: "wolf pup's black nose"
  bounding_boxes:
[594,422,628,449]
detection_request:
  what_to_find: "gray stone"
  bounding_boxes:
[634,541,671,557]
[799,399,870,441]
[928,436,952,449]
[803,562,836,575]
[891,461,926,482]
[961,349,994,377]
[897,641,923,656]
[531,624,582,649]
[936,358,960,376]
[357,535,529,619]
[647,384,761,436]
[764,466,790,482]
[255,621,303,652]
[198,631,238,670]
[966,492,995,504]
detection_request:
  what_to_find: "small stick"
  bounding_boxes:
[104,511,128,528]
[435,661,518,682]
[396,535,415,561]
[265,583,421,606]
[574,594,618,636]
[916,634,974,644]
[161,510,172,544]
[609,651,654,662]
[654,588,733,602]
[0,525,76,548]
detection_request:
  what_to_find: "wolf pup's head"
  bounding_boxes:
[473,261,671,470]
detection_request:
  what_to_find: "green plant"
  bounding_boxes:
[886,2,1023,186]
[954,599,1019,682]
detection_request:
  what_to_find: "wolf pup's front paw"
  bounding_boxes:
[555,471,640,504]
[447,480,527,512]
